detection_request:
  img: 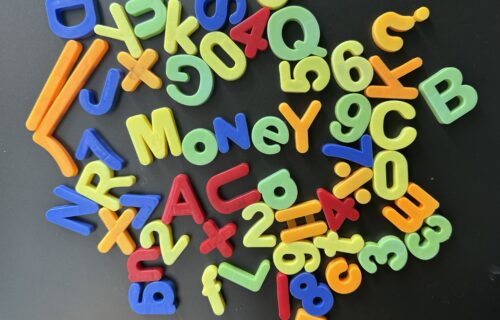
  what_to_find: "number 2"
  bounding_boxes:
[242,202,277,247]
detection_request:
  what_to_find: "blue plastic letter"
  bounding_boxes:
[45,185,99,236]
[213,113,251,153]
[79,68,123,115]
[45,0,99,39]
[75,128,126,170]
[120,194,162,229]
[195,0,247,31]
[322,134,374,167]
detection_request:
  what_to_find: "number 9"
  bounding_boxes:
[330,93,372,143]
[273,241,321,275]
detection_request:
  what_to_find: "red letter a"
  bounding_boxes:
[162,174,206,225]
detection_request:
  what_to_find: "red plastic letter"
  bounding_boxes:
[206,162,261,214]
[199,219,237,258]
[127,247,164,282]
[162,174,206,225]
[276,272,290,320]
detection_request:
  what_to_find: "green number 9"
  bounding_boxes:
[330,93,372,143]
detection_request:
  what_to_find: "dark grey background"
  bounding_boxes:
[1,0,499,319]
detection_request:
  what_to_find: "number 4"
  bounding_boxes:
[230,7,270,59]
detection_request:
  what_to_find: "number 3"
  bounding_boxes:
[357,235,408,274]
[404,214,452,260]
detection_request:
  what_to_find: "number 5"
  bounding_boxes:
[279,56,331,93]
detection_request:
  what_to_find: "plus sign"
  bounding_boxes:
[200,219,237,258]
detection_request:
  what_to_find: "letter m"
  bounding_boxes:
[126,107,182,165]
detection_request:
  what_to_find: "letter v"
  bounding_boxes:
[218,259,271,292]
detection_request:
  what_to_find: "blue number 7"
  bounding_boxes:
[322,134,374,167]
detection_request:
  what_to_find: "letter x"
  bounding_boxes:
[200,219,237,258]
[117,48,162,92]
[98,208,136,255]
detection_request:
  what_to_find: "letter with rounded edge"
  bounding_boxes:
[206,163,261,214]
[162,174,206,225]
[128,280,177,315]
[258,169,298,210]
[267,6,327,61]
[195,0,247,31]
[75,160,136,211]
[251,116,289,155]
[45,0,98,39]
[166,55,214,106]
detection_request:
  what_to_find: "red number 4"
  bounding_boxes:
[230,7,270,59]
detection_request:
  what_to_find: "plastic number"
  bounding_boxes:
[242,202,277,248]
[322,134,374,168]
[290,272,334,316]
[373,150,409,200]
[166,54,214,107]
[140,220,190,265]
[128,280,176,315]
[273,241,321,275]
[229,7,270,59]
[331,40,373,92]
[330,93,372,143]
[279,56,331,93]
[404,215,452,260]
[200,31,247,81]
[357,235,408,274]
